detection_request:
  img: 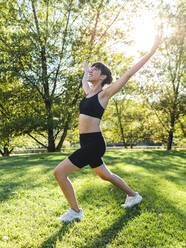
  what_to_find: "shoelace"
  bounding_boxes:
[124,196,130,204]
[125,195,135,203]
[64,209,74,216]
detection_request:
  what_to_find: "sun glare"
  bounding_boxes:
[132,12,156,51]
[107,10,157,56]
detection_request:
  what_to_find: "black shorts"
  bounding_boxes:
[68,132,106,168]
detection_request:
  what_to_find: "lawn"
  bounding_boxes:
[0,149,185,248]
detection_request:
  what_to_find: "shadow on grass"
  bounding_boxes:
[105,149,186,178]
[101,163,186,220]
[0,150,185,203]
[38,179,185,248]
[38,221,76,248]
[0,152,68,169]
[37,208,141,248]
[81,208,141,248]
[75,176,185,247]
[0,153,94,203]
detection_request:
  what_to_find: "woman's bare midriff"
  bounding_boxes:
[79,114,101,134]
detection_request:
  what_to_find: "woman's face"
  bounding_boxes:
[88,66,105,84]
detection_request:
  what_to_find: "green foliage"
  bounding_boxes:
[0,76,29,155]
[0,0,185,153]
[102,96,154,146]
[137,1,186,149]
[0,0,125,153]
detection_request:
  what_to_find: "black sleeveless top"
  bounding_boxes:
[79,91,105,119]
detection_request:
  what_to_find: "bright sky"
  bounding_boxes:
[106,9,158,57]
[130,12,156,52]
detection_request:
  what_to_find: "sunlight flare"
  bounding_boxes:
[107,10,157,56]
[132,12,156,51]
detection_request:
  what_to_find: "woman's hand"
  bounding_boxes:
[104,27,162,98]
[83,62,89,73]
[150,28,162,53]
[82,62,91,94]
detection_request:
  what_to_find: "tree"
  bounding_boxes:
[0,0,125,152]
[102,92,153,147]
[0,78,29,156]
[138,1,186,150]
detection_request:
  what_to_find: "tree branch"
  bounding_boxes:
[0,103,9,118]
[52,0,73,96]
[87,0,104,60]
[44,0,49,45]
[56,81,82,150]
[18,58,44,98]
[27,133,48,148]
[16,1,38,36]
[98,8,121,42]
[140,89,169,132]
[31,0,42,47]
[90,7,101,45]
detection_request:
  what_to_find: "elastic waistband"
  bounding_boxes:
[80,132,102,138]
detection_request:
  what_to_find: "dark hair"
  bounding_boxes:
[91,62,113,87]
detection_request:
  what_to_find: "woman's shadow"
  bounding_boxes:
[38,220,77,248]
[38,207,141,248]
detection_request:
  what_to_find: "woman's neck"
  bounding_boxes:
[90,85,102,93]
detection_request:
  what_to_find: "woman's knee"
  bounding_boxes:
[94,164,113,181]
[54,158,79,180]
[98,172,113,181]
[54,162,67,180]
[53,167,62,180]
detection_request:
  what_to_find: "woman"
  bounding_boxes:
[54,34,160,222]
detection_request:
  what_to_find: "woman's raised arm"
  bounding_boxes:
[82,62,91,94]
[105,32,161,98]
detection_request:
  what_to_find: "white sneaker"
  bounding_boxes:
[121,192,142,208]
[56,208,84,222]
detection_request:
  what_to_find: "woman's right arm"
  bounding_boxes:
[82,62,91,94]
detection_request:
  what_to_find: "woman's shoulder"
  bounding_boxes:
[99,88,110,100]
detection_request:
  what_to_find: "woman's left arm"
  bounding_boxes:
[105,33,161,98]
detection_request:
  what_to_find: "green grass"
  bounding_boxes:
[0,149,185,248]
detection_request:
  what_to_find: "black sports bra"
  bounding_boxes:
[79,91,105,119]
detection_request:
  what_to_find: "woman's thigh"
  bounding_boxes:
[93,163,112,180]
[54,158,80,177]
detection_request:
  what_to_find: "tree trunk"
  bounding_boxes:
[3,147,10,156]
[45,99,55,152]
[56,88,81,152]
[114,100,126,147]
[167,113,175,150]
[0,146,13,156]
[167,129,173,150]
[42,52,55,152]
[56,121,69,152]
[48,127,55,152]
